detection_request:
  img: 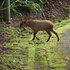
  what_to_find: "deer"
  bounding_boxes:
[20,20,59,42]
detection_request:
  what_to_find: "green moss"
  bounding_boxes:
[0,18,70,70]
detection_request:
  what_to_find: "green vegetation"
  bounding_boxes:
[10,0,56,15]
[0,19,70,70]
[11,0,41,15]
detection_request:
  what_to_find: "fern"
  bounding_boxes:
[10,0,55,16]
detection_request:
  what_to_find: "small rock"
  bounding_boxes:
[65,57,70,60]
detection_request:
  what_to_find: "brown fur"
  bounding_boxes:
[20,20,59,42]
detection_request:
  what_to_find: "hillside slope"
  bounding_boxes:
[22,0,69,20]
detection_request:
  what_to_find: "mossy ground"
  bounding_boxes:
[0,19,70,70]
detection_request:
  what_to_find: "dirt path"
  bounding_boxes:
[60,29,70,70]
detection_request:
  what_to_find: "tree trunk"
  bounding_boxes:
[3,0,11,24]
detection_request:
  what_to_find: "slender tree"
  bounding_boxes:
[3,0,11,24]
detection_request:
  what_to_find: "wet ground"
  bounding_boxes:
[60,29,70,70]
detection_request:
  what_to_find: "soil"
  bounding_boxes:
[0,47,11,54]
[0,23,11,54]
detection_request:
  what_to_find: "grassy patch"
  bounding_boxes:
[0,19,70,70]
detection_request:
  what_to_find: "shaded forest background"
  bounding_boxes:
[0,0,70,22]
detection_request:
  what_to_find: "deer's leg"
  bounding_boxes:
[46,30,52,42]
[32,31,38,40]
[51,29,59,41]
[36,36,40,40]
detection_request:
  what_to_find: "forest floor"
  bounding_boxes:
[0,19,70,70]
